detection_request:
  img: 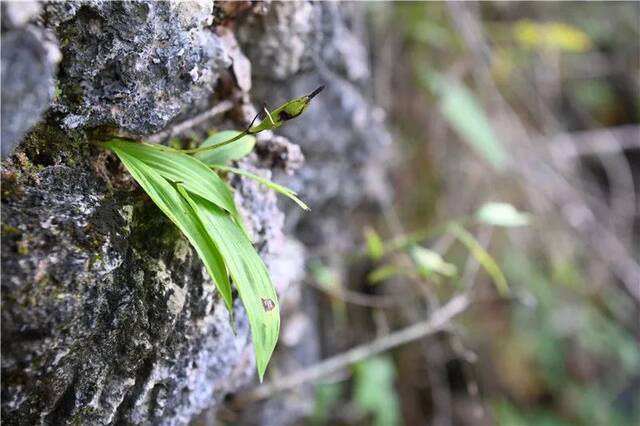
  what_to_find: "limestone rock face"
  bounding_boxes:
[1,2,390,425]
[228,3,392,425]
[239,1,392,253]
[0,128,268,425]
[45,0,230,134]
[1,2,60,157]
[1,2,263,423]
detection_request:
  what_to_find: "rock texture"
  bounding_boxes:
[239,1,391,253]
[1,125,257,426]
[1,2,60,157]
[1,1,390,425]
[226,3,392,425]
[45,0,230,134]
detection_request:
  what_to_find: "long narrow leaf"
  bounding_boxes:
[212,164,310,211]
[178,187,280,381]
[446,223,509,295]
[423,73,509,171]
[104,139,250,237]
[109,148,234,312]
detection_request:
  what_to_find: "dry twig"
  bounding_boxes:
[235,293,470,403]
[146,99,236,144]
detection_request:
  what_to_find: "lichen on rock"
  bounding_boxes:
[45,0,231,135]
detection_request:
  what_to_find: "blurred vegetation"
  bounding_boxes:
[304,2,639,426]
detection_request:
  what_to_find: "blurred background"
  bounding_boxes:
[288,2,640,425]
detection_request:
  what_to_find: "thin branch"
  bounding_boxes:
[146,99,236,144]
[547,126,640,162]
[235,293,470,403]
[308,280,406,309]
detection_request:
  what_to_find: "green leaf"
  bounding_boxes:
[475,202,530,227]
[195,130,256,165]
[108,148,234,312]
[409,246,457,278]
[367,264,407,285]
[311,262,341,290]
[364,227,384,260]
[446,223,509,295]
[178,187,280,381]
[211,164,310,211]
[312,383,343,425]
[353,356,400,426]
[103,139,250,237]
[513,20,592,53]
[424,73,509,171]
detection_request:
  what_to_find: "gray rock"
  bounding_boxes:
[236,1,318,81]
[227,2,392,425]
[0,122,296,425]
[44,0,231,135]
[1,17,60,158]
[1,1,42,30]
[1,1,392,425]
[239,1,391,253]
[0,1,304,424]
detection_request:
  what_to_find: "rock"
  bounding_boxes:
[44,0,231,135]
[238,1,392,253]
[227,2,392,425]
[1,1,392,425]
[254,134,305,175]
[0,1,299,422]
[0,120,297,424]
[1,2,60,158]
[236,1,317,81]
[1,1,41,30]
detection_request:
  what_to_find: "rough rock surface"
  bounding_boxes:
[227,2,392,425]
[1,1,390,425]
[0,125,281,425]
[1,2,60,157]
[239,1,392,253]
[1,1,270,424]
[44,0,230,134]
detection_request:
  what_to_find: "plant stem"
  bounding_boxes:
[137,108,263,154]
[382,216,473,255]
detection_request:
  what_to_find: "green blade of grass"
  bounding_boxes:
[367,264,409,285]
[211,164,310,211]
[109,148,234,312]
[104,139,250,237]
[423,73,509,171]
[446,223,509,295]
[178,187,280,381]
